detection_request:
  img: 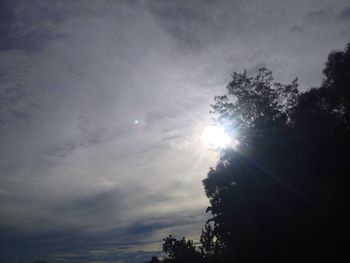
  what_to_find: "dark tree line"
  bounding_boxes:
[149,42,350,263]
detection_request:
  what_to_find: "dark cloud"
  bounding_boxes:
[306,7,334,22]
[289,25,303,33]
[340,5,350,19]
[0,66,38,128]
[0,0,64,52]
[0,226,156,262]
[146,0,238,51]
[0,207,205,262]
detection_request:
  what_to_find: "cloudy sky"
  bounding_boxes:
[1,0,349,262]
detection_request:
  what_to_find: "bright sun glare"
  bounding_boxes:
[201,125,238,149]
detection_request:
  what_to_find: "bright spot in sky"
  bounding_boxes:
[134,120,139,124]
[201,125,233,149]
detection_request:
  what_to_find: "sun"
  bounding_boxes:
[201,125,234,149]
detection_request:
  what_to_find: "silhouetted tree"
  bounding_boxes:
[199,222,223,262]
[203,148,326,262]
[322,42,350,125]
[149,41,350,263]
[204,42,350,262]
[211,67,299,144]
[162,235,202,263]
[288,42,350,260]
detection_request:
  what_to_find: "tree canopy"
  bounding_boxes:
[211,67,299,144]
[149,42,350,263]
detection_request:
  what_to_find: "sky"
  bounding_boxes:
[0,0,349,262]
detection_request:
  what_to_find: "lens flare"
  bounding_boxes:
[201,125,232,149]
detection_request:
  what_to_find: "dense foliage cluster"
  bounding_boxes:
[149,42,350,263]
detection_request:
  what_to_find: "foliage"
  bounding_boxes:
[211,67,299,144]
[161,235,202,263]
[323,42,350,114]
[149,42,350,262]
[199,222,222,260]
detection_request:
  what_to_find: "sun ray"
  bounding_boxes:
[201,125,238,149]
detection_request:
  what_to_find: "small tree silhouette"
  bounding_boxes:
[161,235,201,263]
